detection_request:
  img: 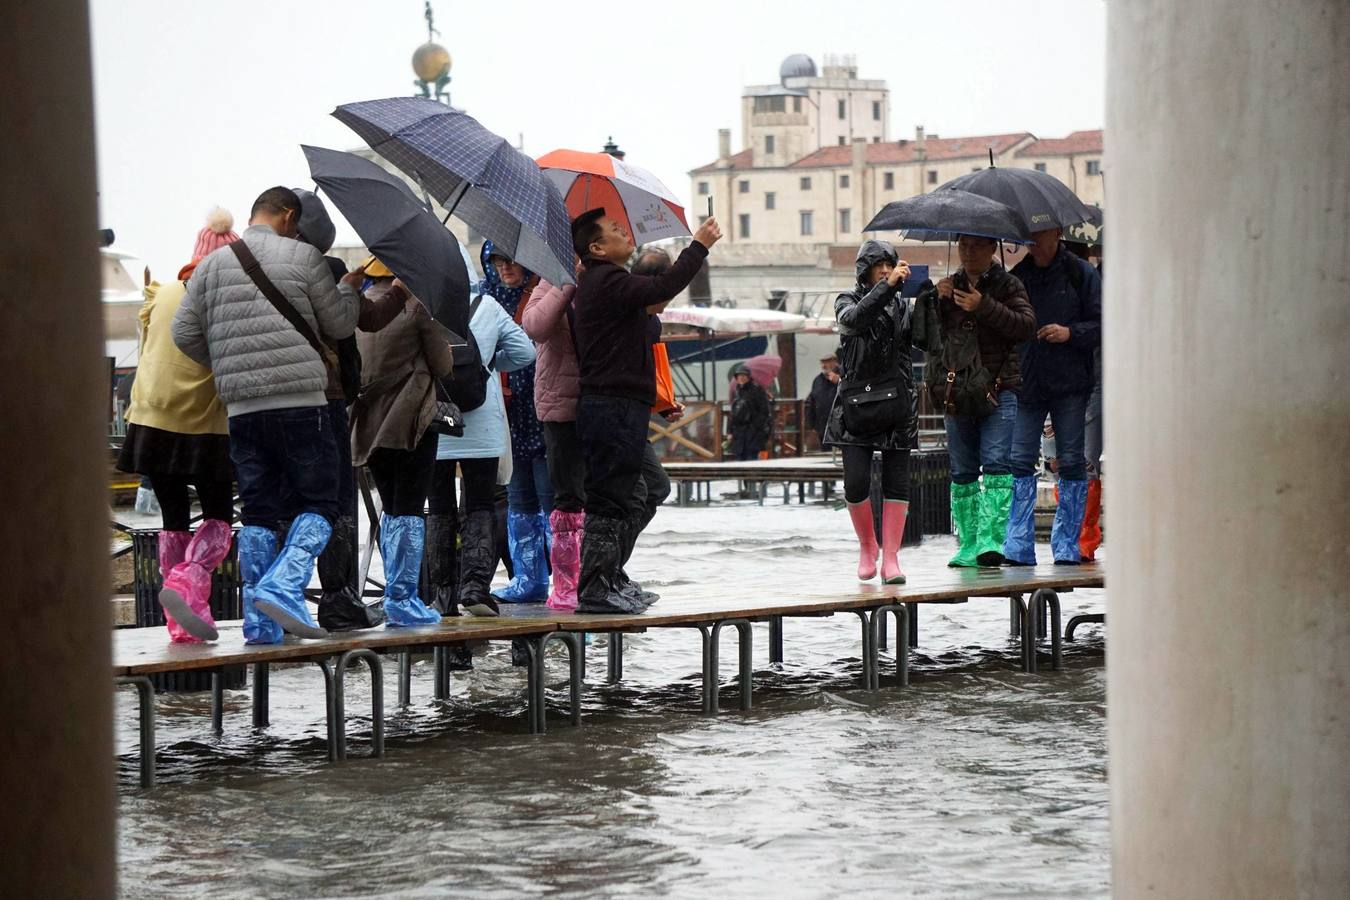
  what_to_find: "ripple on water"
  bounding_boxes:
[116,503,1109,898]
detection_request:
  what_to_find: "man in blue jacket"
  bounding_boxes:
[1004,227,1102,565]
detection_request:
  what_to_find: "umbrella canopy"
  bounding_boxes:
[332,97,575,286]
[742,354,782,388]
[536,149,690,244]
[301,145,470,339]
[863,190,1032,243]
[937,167,1098,233]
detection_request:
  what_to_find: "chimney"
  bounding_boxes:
[717,128,732,161]
[915,124,926,147]
[851,136,867,169]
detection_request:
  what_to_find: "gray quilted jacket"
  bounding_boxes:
[173,224,359,416]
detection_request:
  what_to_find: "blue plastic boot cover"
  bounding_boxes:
[253,513,330,637]
[382,515,442,626]
[493,509,550,603]
[1003,475,1040,566]
[239,526,284,645]
[1051,478,1089,564]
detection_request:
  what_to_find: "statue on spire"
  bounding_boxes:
[412,1,453,105]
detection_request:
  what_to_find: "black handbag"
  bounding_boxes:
[839,377,906,436]
[426,380,465,437]
[924,317,1003,418]
[440,294,491,412]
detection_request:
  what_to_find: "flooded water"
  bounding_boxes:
[115,496,1108,898]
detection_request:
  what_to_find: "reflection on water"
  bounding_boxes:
[116,501,1108,898]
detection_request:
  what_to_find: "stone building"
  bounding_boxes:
[688,53,1103,309]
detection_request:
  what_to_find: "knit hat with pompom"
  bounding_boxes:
[192,206,240,260]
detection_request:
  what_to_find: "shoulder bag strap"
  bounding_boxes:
[229,240,330,369]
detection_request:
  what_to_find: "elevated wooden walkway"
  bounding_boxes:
[114,566,1104,788]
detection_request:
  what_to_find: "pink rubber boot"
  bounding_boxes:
[158,519,232,642]
[546,509,585,611]
[847,501,879,581]
[880,500,909,585]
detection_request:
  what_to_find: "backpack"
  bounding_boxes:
[439,294,492,412]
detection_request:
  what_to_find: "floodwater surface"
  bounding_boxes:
[115,498,1108,898]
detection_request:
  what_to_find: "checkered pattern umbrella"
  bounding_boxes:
[333,97,575,286]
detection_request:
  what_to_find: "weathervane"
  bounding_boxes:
[412,1,453,105]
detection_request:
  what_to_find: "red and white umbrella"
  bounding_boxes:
[536,149,690,244]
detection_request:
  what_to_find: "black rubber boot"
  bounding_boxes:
[493,486,514,580]
[317,514,384,631]
[457,510,501,617]
[615,513,659,608]
[424,512,460,616]
[577,515,645,614]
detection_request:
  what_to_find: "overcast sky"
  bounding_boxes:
[91,0,1105,276]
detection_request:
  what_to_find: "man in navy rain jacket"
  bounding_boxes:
[1003,227,1102,565]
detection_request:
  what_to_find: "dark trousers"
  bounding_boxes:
[327,399,357,519]
[148,475,235,532]
[841,446,910,504]
[577,394,650,521]
[427,457,498,515]
[229,406,339,529]
[367,434,439,517]
[542,420,587,513]
[631,442,671,521]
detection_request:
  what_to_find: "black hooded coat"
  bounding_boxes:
[822,240,919,450]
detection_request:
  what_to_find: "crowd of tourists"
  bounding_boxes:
[118,182,1099,648]
[119,187,720,646]
[825,230,1102,584]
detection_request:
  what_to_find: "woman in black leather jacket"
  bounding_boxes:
[822,240,918,584]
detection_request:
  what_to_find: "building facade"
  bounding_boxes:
[688,54,1103,306]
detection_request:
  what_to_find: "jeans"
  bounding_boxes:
[1084,376,1103,477]
[944,390,1018,485]
[367,433,438,517]
[507,455,555,516]
[1012,391,1089,482]
[840,446,910,503]
[229,406,339,529]
[577,394,649,521]
[542,420,586,513]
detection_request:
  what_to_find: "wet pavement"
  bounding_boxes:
[115,498,1108,898]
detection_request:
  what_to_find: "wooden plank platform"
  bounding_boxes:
[114,619,558,676]
[662,456,842,482]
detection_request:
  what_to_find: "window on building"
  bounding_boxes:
[800,210,814,236]
[793,96,802,113]
[765,135,775,155]
[752,95,787,114]
[838,99,846,118]
[839,208,852,233]
[1086,159,1102,175]
[697,181,710,195]
[738,179,749,193]
[927,169,938,185]
[872,101,881,121]
[840,174,850,188]
[765,192,776,210]
[800,176,812,190]
[883,172,895,190]
[838,136,846,146]
[873,136,881,143]
[739,214,751,239]
[1034,162,1047,173]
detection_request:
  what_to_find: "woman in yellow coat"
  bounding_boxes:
[116,209,236,643]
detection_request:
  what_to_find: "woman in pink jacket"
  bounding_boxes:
[520,276,584,609]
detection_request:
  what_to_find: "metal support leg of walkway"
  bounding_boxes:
[116,675,156,789]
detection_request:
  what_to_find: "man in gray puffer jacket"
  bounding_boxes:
[172,186,360,643]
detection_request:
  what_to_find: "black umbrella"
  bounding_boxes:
[937,166,1098,233]
[302,145,470,339]
[332,97,575,286]
[863,190,1032,243]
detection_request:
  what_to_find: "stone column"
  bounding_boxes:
[1107,2,1349,897]
[0,1,116,896]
